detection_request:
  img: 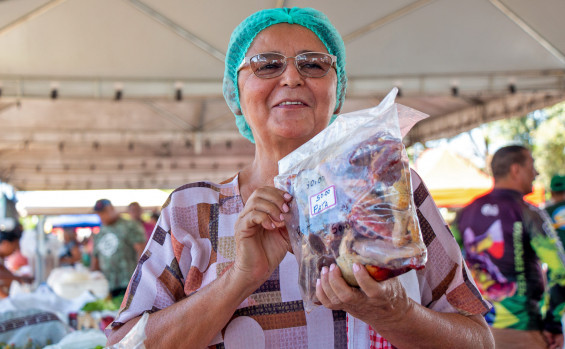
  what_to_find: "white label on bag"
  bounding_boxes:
[310,185,337,217]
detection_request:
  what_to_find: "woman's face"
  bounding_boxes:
[238,23,338,145]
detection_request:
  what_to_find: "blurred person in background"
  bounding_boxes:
[149,211,159,227]
[80,233,94,267]
[545,174,565,247]
[458,145,565,349]
[92,199,146,298]
[0,220,31,298]
[545,174,565,347]
[127,202,155,242]
[58,227,81,266]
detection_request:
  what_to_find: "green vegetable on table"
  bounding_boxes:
[81,296,122,312]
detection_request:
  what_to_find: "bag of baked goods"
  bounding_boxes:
[274,88,428,311]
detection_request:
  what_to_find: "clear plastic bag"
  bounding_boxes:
[42,329,107,349]
[274,88,428,311]
[107,312,149,349]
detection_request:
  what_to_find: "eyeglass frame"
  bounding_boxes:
[238,51,338,78]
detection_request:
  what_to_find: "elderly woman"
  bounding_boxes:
[107,8,494,348]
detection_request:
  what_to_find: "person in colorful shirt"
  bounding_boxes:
[106,7,494,348]
[546,174,565,345]
[458,145,565,349]
[92,199,146,297]
[546,174,565,248]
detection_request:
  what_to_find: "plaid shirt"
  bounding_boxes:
[110,171,490,348]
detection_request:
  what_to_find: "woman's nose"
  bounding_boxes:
[279,59,304,87]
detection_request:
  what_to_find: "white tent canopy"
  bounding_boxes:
[415,147,493,207]
[16,188,169,215]
[1,0,564,190]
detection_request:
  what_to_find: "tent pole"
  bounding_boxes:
[489,0,565,65]
[343,0,437,43]
[125,0,225,62]
[0,0,69,38]
[34,216,46,286]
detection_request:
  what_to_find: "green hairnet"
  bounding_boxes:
[223,7,347,143]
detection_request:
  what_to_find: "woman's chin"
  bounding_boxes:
[269,120,325,140]
[271,127,317,143]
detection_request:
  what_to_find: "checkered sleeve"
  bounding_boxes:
[108,186,207,331]
[410,170,492,316]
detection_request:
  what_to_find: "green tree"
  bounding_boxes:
[474,101,565,188]
[413,101,565,189]
[532,103,565,187]
[407,101,565,191]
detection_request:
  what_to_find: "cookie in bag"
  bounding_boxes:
[336,132,425,285]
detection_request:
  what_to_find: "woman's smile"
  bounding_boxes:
[274,100,309,108]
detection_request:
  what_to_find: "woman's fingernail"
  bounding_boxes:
[316,279,321,287]
[271,223,276,229]
[329,263,336,272]
[282,203,289,213]
[284,193,292,200]
[279,214,285,221]
[353,263,360,273]
[321,266,328,275]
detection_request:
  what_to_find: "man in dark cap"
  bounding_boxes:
[92,199,146,297]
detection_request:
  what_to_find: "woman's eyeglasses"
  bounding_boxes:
[239,52,337,79]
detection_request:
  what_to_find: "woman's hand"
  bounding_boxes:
[232,186,293,290]
[316,262,411,328]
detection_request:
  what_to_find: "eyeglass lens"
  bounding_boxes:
[249,53,333,78]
